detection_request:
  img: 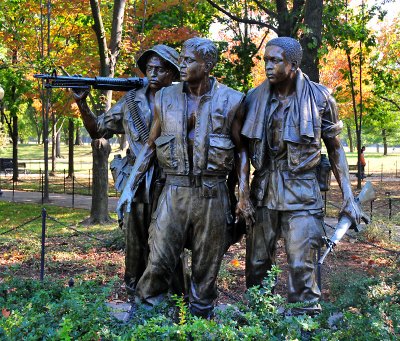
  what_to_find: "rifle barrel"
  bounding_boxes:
[33,74,147,91]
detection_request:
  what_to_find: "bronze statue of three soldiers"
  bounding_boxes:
[75,36,361,318]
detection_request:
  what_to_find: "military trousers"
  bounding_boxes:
[136,175,231,318]
[246,207,323,311]
[124,203,152,296]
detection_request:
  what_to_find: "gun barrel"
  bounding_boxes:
[329,215,353,245]
[318,244,333,265]
[33,74,147,91]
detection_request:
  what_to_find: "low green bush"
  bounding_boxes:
[0,277,130,340]
[1,266,398,340]
[318,266,400,340]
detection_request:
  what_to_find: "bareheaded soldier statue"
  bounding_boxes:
[117,37,254,318]
[242,37,361,315]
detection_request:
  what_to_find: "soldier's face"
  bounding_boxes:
[179,47,208,83]
[145,55,174,90]
[264,45,294,84]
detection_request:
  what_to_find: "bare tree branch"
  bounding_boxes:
[206,0,278,33]
[109,0,126,60]
[253,0,278,19]
[90,0,109,77]
[379,95,400,111]
[291,0,305,31]
[250,30,270,58]
[109,0,126,77]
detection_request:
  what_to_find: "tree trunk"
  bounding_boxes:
[382,129,387,156]
[81,138,113,225]
[51,113,56,175]
[56,130,61,158]
[74,125,82,145]
[346,49,362,190]
[299,0,323,82]
[83,0,126,225]
[276,0,291,36]
[347,123,353,152]
[68,118,74,178]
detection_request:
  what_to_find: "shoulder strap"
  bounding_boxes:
[126,90,150,143]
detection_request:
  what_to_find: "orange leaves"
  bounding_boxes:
[230,259,241,268]
[1,251,25,263]
[147,26,197,46]
[131,0,184,18]
[1,308,11,318]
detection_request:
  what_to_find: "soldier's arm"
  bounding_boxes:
[322,95,361,223]
[231,102,255,228]
[73,90,101,139]
[73,90,125,139]
[116,97,161,220]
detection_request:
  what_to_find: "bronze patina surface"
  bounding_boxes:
[117,37,254,318]
[242,37,361,315]
[73,45,186,297]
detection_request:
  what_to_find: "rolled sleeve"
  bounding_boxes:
[321,94,343,139]
[97,97,126,138]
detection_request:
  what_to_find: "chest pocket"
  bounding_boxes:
[155,135,177,170]
[207,134,235,172]
[283,172,318,205]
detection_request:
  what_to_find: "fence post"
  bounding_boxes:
[40,168,43,204]
[40,208,47,281]
[370,200,373,221]
[388,195,392,240]
[12,177,15,202]
[72,175,75,208]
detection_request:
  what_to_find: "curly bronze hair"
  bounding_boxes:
[266,37,303,66]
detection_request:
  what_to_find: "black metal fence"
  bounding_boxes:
[324,191,400,229]
[0,208,107,281]
[0,168,119,207]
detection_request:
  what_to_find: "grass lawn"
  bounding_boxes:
[1,143,400,196]
[0,202,123,282]
[0,143,124,195]
[345,151,400,174]
[1,143,400,175]
[0,143,125,174]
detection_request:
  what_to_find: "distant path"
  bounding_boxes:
[0,189,118,212]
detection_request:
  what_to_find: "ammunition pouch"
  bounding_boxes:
[316,154,331,192]
[110,152,136,192]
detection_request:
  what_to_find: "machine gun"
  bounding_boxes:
[34,70,148,92]
[318,181,376,265]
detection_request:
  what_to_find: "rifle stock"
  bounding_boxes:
[318,181,376,265]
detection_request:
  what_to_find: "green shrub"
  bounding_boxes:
[1,266,398,340]
[318,267,400,340]
[359,218,393,243]
[0,277,129,340]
